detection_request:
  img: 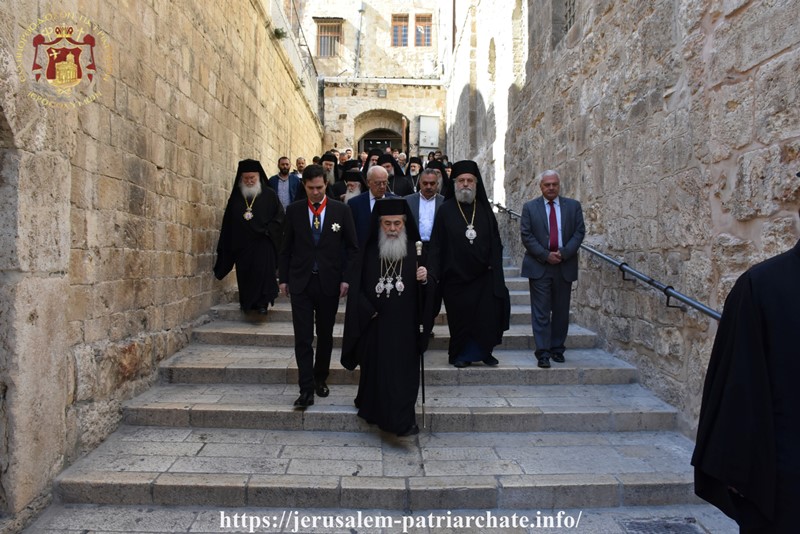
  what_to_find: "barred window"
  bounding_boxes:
[316,20,342,57]
[392,14,408,47]
[564,0,576,34]
[415,14,432,47]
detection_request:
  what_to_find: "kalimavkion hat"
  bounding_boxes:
[373,197,407,216]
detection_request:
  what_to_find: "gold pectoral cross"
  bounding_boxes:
[313,217,320,229]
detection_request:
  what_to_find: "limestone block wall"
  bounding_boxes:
[444,0,527,204]
[493,0,800,431]
[0,0,321,521]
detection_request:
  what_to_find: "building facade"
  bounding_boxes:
[296,0,447,157]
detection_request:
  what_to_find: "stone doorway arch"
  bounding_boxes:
[354,109,408,155]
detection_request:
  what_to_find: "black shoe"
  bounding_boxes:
[293,391,314,408]
[551,353,565,363]
[257,307,269,315]
[397,424,420,437]
[537,356,551,369]
[482,355,499,366]
[315,382,330,398]
[454,361,471,368]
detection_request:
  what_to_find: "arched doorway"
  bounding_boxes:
[354,109,409,155]
[360,128,402,153]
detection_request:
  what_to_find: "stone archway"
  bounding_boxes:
[354,109,408,155]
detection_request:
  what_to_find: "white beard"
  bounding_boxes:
[325,169,336,186]
[378,229,408,262]
[344,187,361,203]
[239,180,262,199]
[456,187,475,204]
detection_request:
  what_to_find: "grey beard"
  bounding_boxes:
[378,229,408,262]
[344,188,361,203]
[239,181,262,198]
[456,187,475,204]
[325,170,336,186]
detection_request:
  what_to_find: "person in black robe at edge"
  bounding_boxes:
[341,198,436,437]
[427,160,510,368]
[376,153,413,197]
[213,159,284,315]
[691,201,800,534]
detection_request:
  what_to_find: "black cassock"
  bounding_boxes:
[692,239,800,533]
[342,241,435,435]
[427,199,510,363]
[213,187,284,311]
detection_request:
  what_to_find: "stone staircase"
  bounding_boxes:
[28,265,736,532]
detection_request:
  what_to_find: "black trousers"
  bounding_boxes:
[290,275,339,393]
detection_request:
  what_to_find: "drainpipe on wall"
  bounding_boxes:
[354,2,366,77]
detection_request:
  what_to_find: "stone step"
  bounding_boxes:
[55,426,700,510]
[27,502,738,533]
[122,382,677,433]
[160,346,637,386]
[192,321,597,350]
[213,301,542,325]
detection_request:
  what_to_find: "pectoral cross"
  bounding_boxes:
[313,216,320,229]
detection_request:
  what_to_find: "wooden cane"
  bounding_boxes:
[416,240,426,429]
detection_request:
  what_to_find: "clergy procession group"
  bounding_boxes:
[214,149,585,436]
[213,148,800,531]
[214,148,586,438]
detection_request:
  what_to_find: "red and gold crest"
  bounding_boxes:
[31,26,97,94]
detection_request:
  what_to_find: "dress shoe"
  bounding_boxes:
[454,361,471,368]
[315,382,330,398]
[550,353,565,363]
[537,356,551,369]
[397,424,420,437]
[482,355,499,366]
[293,391,314,408]
[257,307,269,315]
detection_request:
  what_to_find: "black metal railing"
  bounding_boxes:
[491,202,722,321]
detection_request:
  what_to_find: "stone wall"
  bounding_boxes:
[0,0,321,521]
[487,0,799,432]
[444,0,527,204]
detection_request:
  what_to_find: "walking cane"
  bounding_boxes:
[416,240,427,428]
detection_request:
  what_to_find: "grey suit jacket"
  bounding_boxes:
[405,192,444,239]
[520,196,585,282]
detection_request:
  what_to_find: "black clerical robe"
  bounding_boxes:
[342,243,435,435]
[213,188,284,311]
[427,199,510,363]
[692,239,800,532]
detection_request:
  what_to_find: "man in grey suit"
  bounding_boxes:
[520,170,585,368]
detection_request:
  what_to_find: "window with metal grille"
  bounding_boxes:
[415,14,432,47]
[316,20,342,57]
[564,0,576,34]
[392,14,408,47]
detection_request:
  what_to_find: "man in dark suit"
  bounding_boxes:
[347,165,396,247]
[520,170,585,368]
[406,168,445,322]
[279,164,358,408]
[405,168,444,262]
[268,156,301,209]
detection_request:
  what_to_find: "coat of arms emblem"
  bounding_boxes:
[31,26,97,95]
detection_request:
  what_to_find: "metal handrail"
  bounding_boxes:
[491,201,722,321]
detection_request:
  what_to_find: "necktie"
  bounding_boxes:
[548,201,559,252]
